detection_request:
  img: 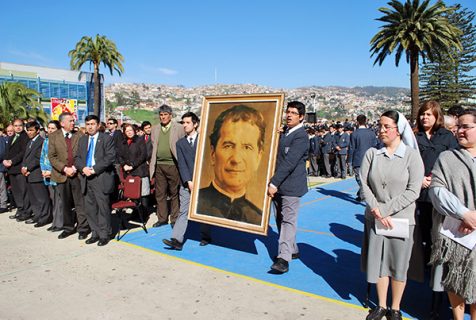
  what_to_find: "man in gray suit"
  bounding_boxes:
[149,104,184,227]
[75,115,116,246]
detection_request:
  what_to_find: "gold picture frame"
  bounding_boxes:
[188,93,284,235]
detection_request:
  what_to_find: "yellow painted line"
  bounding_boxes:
[115,240,366,312]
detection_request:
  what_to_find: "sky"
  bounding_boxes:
[1,0,475,89]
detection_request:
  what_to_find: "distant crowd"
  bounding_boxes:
[0,101,475,320]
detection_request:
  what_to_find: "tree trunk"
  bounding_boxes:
[410,50,420,122]
[93,62,100,118]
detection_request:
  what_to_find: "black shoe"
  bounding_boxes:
[34,221,49,228]
[356,196,362,202]
[9,213,19,219]
[17,215,32,222]
[0,207,8,213]
[97,238,109,246]
[386,309,402,320]
[25,218,37,224]
[199,238,211,246]
[270,258,289,273]
[58,230,75,239]
[273,253,299,261]
[153,221,168,228]
[78,232,89,240]
[47,226,62,232]
[85,236,99,245]
[366,306,388,320]
[162,238,183,250]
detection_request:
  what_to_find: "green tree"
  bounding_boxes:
[0,82,48,127]
[370,0,462,120]
[420,5,476,109]
[69,34,124,119]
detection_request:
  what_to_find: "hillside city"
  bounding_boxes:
[105,83,411,124]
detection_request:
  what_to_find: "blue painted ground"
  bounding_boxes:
[120,179,468,320]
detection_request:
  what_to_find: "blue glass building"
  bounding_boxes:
[0,62,104,125]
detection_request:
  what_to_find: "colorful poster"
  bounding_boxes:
[51,98,78,121]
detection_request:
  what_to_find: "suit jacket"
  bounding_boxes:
[270,126,309,197]
[149,121,184,178]
[22,135,45,183]
[110,130,124,162]
[5,131,29,174]
[75,132,116,195]
[48,130,83,183]
[321,132,334,154]
[335,132,350,155]
[176,135,197,186]
[349,127,378,168]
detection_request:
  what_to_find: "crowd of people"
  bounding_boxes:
[0,100,475,320]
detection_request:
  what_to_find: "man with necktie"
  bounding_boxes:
[3,119,31,221]
[22,121,52,227]
[49,112,90,240]
[268,101,309,273]
[162,112,211,249]
[75,115,116,246]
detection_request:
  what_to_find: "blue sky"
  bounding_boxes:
[1,0,475,88]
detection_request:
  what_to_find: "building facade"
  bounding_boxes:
[0,62,104,125]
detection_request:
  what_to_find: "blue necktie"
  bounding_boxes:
[86,137,95,167]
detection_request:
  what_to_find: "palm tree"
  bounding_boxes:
[69,34,124,119]
[0,82,48,127]
[370,0,462,120]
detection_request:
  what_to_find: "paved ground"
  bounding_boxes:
[0,176,369,320]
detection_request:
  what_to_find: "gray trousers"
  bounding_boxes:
[274,194,300,262]
[323,154,332,176]
[49,185,63,228]
[336,154,347,178]
[84,176,111,239]
[27,181,51,224]
[172,185,210,243]
[0,172,7,208]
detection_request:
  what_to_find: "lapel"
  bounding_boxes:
[94,133,102,157]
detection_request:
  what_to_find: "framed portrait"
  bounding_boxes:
[188,93,284,235]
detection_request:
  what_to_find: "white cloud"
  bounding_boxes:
[157,67,178,75]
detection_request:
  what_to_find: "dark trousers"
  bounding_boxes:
[27,181,51,223]
[9,173,30,217]
[353,166,362,198]
[58,176,89,233]
[84,176,111,239]
[417,201,433,265]
[154,163,180,224]
[323,154,332,176]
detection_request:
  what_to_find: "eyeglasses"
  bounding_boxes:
[286,111,300,116]
[456,124,476,131]
[377,125,398,132]
[107,122,114,125]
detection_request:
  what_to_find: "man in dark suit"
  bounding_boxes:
[49,112,90,240]
[334,124,350,179]
[307,128,320,176]
[106,118,124,152]
[22,121,52,227]
[350,114,378,202]
[162,112,211,250]
[0,132,8,213]
[3,119,31,221]
[149,104,185,227]
[268,101,309,273]
[75,115,116,246]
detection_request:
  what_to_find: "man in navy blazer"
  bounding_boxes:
[268,101,309,273]
[22,121,52,227]
[75,115,116,246]
[163,112,211,250]
[334,124,350,179]
[349,114,378,201]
